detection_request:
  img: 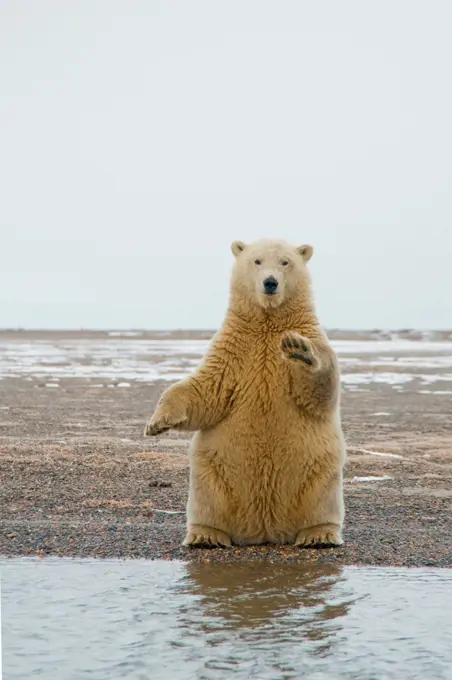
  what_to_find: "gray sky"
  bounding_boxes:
[1,0,451,330]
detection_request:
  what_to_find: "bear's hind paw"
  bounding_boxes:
[295,524,343,548]
[183,525,232,549]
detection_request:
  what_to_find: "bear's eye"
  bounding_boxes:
[281,260,289,266]
[254,259,262,265]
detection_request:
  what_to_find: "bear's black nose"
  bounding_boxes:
[263,276,278,295]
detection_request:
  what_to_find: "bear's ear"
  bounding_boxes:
[296,244,313,263]
[231,241,246,257]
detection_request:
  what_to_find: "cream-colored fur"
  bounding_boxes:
[145,239,345,548]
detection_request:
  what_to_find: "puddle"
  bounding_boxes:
[2,558,452,679]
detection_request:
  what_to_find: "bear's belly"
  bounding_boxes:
[190,413,344,544]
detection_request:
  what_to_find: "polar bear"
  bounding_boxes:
[145,239,345,548]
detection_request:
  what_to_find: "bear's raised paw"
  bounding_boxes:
[281,332,317,367]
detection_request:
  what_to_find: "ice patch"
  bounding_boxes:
[419,374,452,384]
[418,389,452,395]
[341,373,414,386]
[151,508,185,515]
[332,340,452,354]
[348,447,404,460]
[351,475,393,483]
[342,372,452,387]
[341,356,452,370]
[108,331,143,337]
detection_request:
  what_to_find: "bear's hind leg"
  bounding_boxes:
[294,469,344,548]
[185,443,234,548]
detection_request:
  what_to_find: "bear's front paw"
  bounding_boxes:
[282,332,317,367]
[144,408,187,436]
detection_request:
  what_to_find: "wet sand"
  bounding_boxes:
[1,331,451,566]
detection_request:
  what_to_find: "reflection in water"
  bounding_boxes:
[2,558,452,680]
[184,562,347,624]
[172,562,353,674]
[182,562,351,654]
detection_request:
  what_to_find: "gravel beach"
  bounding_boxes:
[1,330,451,566]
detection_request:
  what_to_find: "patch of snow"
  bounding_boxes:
[108,331,143,337]
[332,340,452,354]
[151,508,185,515]
[419,374,452,384]
[350,475,393,483]
[341,373,414,386]
[342,356,452,370]
[348,447,404,460]
[418,389,452,395]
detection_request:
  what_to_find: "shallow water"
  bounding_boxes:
[2,559,452,679]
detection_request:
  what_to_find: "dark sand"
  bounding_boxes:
[1,331,451,566]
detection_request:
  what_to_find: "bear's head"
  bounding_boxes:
[230,239,313,311]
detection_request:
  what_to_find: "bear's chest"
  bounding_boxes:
[232,341,293,415]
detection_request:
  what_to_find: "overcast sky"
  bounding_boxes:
[1,1,451,330]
